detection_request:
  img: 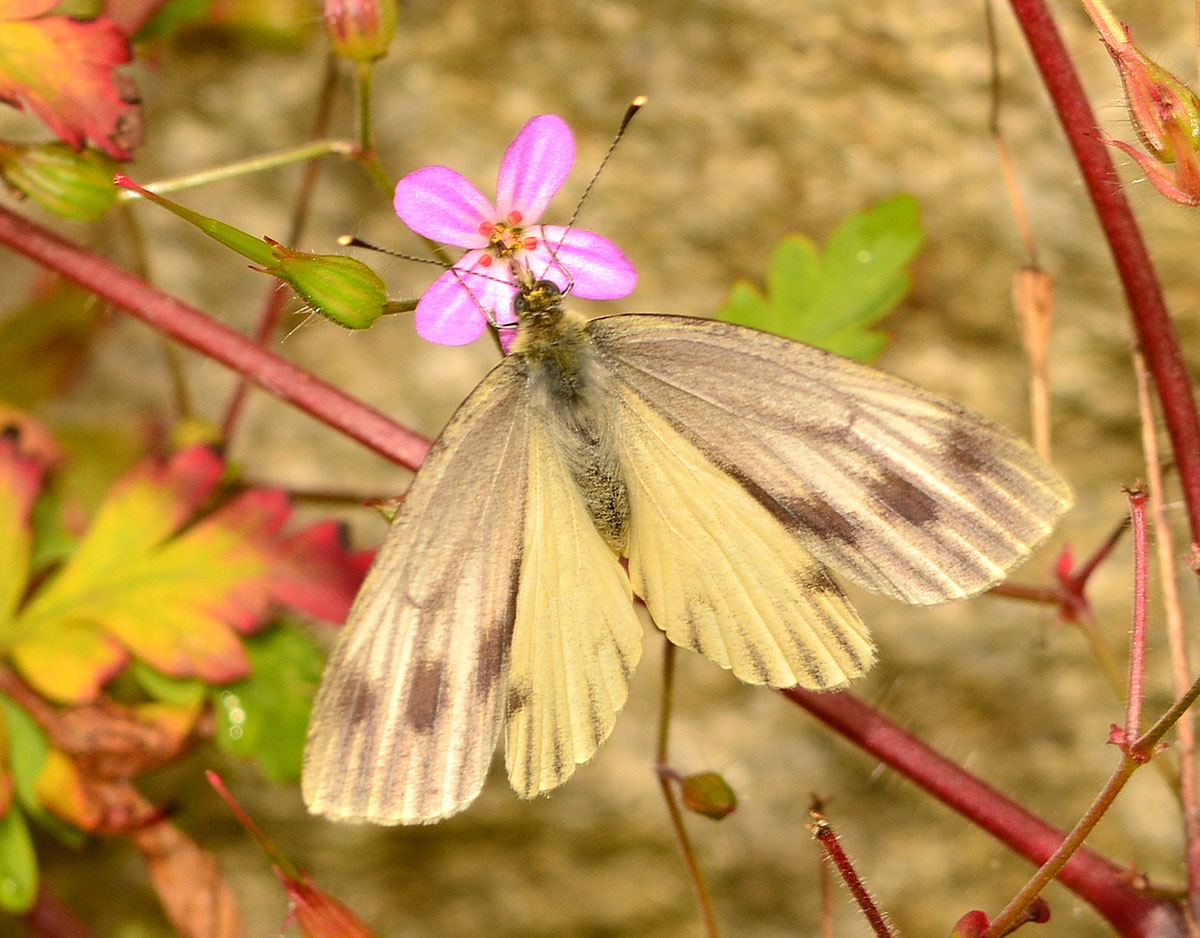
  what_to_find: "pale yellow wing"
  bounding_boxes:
[611,387,874,689]
[589,315,1072,606]
[302,361,531,825]
[504,417,643,797]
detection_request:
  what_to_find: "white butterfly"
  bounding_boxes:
[302,277,1071,824]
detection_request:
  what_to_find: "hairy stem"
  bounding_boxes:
[0,206,429,470]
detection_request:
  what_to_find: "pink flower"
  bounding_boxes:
[393,114,636,348]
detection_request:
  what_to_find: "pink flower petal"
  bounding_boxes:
[414,262,488,345]
[530,226,637,299]
[495,115,574,224]
[394,166,494,247]
[413,254,522,346]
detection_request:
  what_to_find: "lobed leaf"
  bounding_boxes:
[717,194,923,362]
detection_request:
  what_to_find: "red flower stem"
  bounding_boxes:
[1007,0,1200,555]
[0,205,430,471]
[1125,487,1150,746]
[807,808,895,938]
[205,771,303,880]
[784,688,1183,938]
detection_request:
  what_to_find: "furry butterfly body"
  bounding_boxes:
[302,280,1071,824]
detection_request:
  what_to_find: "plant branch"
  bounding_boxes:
[784,687,1185,937]
[0,205,430,471]
[1007,0,1200,554]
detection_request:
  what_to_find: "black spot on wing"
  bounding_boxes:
[794,566,843,596]
[506,680,531,718]
[865,465,940,528]
[332,674,378,729]
[942,426,990,475]
[405,659,446,733]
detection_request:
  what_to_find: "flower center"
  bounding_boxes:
[477,212,539,268]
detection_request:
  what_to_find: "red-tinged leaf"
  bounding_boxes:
[0,438,44,621]
[33,747,101,830]
[5,446,270,701]
[50,697,197,779]
[9,622,127,702]
[0,3,141,159]
[270,521,372,623]
[188,488,290,632]
[134,818,243,938]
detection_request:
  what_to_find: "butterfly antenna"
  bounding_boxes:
[337,235,447,269]
[540,96,645,292]
[340,233,522,336]
[565,95,646,231]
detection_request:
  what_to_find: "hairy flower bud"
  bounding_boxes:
[1083,0,1200,205]
[265,239,389,329]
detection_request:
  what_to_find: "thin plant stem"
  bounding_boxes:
[984,664,1200,938]
[1135,346,1200,909]
[354,60,392,193]
[1125,486,1150,745]
[656,639,721,938]
[113,140,356,200]
[221,53,341,443]
[807,806,895,938]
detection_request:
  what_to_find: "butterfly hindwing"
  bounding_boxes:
[587,315,1072,606]
[504,416,643,797]
[609,383,875,689]
[302,361,531,825]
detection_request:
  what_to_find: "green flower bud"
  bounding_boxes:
[0,142,118,221]
[264,239,388,329]
[680,771,737,820]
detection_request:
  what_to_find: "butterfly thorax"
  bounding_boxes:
[512,280,630,554]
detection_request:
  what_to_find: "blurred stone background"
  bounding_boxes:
[7,0,1200,935]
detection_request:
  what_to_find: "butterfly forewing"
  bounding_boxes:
[587,315,1072,606]
[302,362,531,825]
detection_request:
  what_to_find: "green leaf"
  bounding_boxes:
[0,802,37,912]
[717,194,924,362]
[130,660,207,708]
[212,622,324,782]
[0,695,46,809]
